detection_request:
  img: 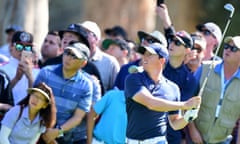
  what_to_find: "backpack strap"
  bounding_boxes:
[16,105,24,123]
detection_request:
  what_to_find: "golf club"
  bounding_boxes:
[187,3,235,122]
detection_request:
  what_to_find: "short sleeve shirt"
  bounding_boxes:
[34,64,93,126]
[124,71,180,139]
[1,105,45,144]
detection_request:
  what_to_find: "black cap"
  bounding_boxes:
[104,26,128,40]
[59,24,90,48]
[12,31,33,44]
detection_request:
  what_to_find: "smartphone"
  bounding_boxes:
[157,0,164,6]
[21,51,32,62]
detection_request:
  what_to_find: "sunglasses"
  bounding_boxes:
[141,37,158,44]
[223,43,240,52]
[63,50,80,60]
[171,39,185,47]
[15,43,32,52]
[192,46,203,53]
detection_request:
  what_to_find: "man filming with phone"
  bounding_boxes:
[0,31,40,105]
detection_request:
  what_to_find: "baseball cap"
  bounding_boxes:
[65,42,90,60]
[137,30,167,48]
[59,23,90,48]
[12,31,33,44]
[172,30,193,48]
[104,26,128,40]
[138,43,169,60]
[80,21,101,40]
[196,22,222,45]
[102,38,129,50]
[224,36,240,49]
[191,32,206,49]
[5,24,23,34]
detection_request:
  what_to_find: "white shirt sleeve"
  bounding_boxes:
[0,125,11,144]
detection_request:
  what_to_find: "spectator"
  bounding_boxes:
[0,82,56,144]
[87,88,127,144]
[124,43,201,144]
[35,42,93,144]
[187,32,207,82]
[196,22,222,61]
[0,31,40,105]
[38,31,62,68]
[80,21,120,92]
[104,25,128,40]
[188,36,240,144]
[0,24,22,58]
[102,38,130,66]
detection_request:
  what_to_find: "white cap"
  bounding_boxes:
[81,21,101,40]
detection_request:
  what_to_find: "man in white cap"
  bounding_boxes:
[80,21,120,92]
[196,22,222,61]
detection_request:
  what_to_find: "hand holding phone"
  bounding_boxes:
[21,50,32,63]
[157,0,164,6]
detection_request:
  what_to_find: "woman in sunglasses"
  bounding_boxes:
[0,82,56,144]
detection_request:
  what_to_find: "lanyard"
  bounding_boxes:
[215,65,236,118]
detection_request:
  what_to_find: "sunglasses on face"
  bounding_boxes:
[223,43,240,52]
[192,46,203,53]
[141,37,158,44]
[15,43,32,52]
[63,50,80,60]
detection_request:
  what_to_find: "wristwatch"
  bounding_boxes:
[57,125,64,137]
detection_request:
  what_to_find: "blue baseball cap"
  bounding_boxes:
[138,43,169,60]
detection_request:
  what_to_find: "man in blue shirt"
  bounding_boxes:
[125,43,201,144]
[34,42,93,144]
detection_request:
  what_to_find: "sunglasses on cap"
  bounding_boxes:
[192,46,203,53]
[201,29,216,38]
[223,43,240,52]
[141,37,158,44]
[15,43,32,52]
[171,39,186,47]
[63,49,80,60]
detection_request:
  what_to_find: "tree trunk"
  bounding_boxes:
[0,0,49,56]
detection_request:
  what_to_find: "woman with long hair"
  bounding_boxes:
[0,82,56,144]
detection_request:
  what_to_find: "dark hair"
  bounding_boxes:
[47,31,61,48]
[18,82,56,128]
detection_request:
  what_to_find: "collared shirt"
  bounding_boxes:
[0,57,40,104]
[124,71,180,140]
[34,64,93,127]
[114,59,141,90]
[90,48,120,92]
[1,105,45,144]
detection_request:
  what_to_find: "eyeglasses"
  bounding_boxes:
[192,46,203,53]
[63,49,79,59]
[141,37,158,44]
[223,43,240,52]
[15,43,32,52]
[171,39,185,47]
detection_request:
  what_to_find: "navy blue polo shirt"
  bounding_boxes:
[163,62,198,101]
[124,71,180,140]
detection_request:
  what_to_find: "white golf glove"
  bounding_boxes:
[183,108,199,122]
